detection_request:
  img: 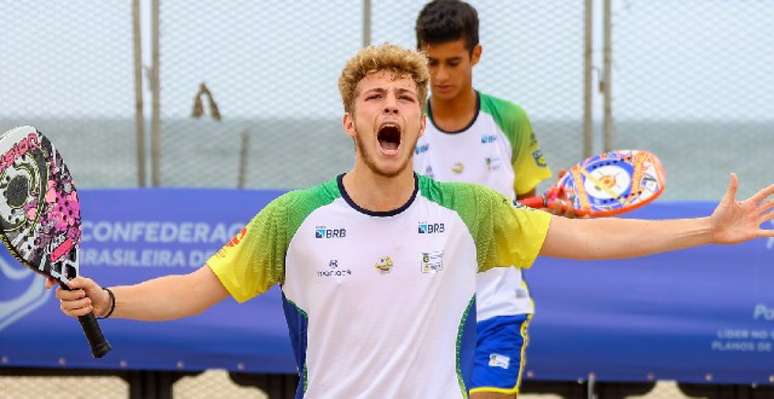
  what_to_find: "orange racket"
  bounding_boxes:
[520,150,666,217]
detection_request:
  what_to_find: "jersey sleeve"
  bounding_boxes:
[207,194,293,303]
[480,187,551,271]
[453,183,552,272]
[422,177,552,272]
[510,109,552,196]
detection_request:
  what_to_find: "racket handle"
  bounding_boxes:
[78,313,112,358]
[519,195,547,208]
[59,282,112,358]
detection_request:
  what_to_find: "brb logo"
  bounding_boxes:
[0,253,51,331]
[315,226,346,239]
[418,221,445,234]
[480,134,497,144]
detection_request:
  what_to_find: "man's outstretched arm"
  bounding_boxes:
[49,265,229,321]
[540,174,774,260]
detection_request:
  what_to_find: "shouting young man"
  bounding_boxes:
[52,44,773,399]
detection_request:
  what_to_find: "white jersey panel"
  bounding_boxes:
[414,112,514,198]
[282,196,478,399]
[414,112,535,320]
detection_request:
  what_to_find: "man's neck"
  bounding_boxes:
[342,163,416,213]
[429,87,477,132]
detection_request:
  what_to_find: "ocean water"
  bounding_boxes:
[1,118,771,201]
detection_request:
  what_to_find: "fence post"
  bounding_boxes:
[362,0,371,47]
[132,0,146,188]
[583,0,594,159]
[237,129,249,189]
[602,0,613,152]
[150,0,162,187]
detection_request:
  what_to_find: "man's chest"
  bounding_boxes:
[415,121,515,197]
[283,204,477,295]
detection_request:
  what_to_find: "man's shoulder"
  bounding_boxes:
[267,176,341,213]
[479,91,528,121]
[417,174,502,206]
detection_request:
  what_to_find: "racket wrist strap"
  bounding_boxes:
[98,287,116,320]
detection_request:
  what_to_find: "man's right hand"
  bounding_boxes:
[545,169,587,218]
[46,276,111,318]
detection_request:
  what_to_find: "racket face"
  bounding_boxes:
[0,126,80,283]
[556,150,666,217]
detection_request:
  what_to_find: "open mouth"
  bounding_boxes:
[377,123,401,154]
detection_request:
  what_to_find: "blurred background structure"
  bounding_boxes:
[1,1,772,398]
[2,1,771,197]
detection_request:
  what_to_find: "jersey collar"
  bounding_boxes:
[426,90,481,134]
[337,173,419,217]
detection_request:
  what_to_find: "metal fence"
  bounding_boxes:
[0,1,138,188]
[2,1,771,197]
[610,0,774,200]
[156,1,362,189]
[154,0,588,192]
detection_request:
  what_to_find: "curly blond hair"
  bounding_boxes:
[338,44,429,113]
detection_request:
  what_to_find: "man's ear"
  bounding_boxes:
[418,114,426,139]
[343,112,356,139]
[471,44,482,67]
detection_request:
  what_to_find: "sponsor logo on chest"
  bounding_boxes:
[375,256,394,273]
[451,162,464,174]
[316,259,353,279]
[420,250,444,273]
[485,156,502,171]
[315,226,347,239]
[423,165,434,178]
[415,143,430,155]
[532,149,547,167]
[481,134,498,144]
[418,221,445,234]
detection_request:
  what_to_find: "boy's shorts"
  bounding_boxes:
[469,314,531,395]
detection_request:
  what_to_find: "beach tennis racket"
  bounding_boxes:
[0,126,111,358]
[520,149,666,217]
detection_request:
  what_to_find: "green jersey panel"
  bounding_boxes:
[480,93,552,195]
[418,175,551,272]
[207,179,341,303]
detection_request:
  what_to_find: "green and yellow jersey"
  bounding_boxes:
[414,91,552,321]
[208,174,550,398]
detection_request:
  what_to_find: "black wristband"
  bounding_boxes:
[98,287,116,320]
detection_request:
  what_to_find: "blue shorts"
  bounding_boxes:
[469,314,531,395]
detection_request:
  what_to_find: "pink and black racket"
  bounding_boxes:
[521,149,666,217]
[0,126,110,358]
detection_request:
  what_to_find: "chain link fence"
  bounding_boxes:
[158,0,586,191]
[612,0,774,200]
[157,1,362,189]
[0,1,139,188]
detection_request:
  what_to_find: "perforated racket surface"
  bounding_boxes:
[0,126,110,358]
[521,150,666,217]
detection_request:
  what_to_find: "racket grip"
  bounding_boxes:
[519,196,547,209]
[59,282,111,358]
[77,313,111,358]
